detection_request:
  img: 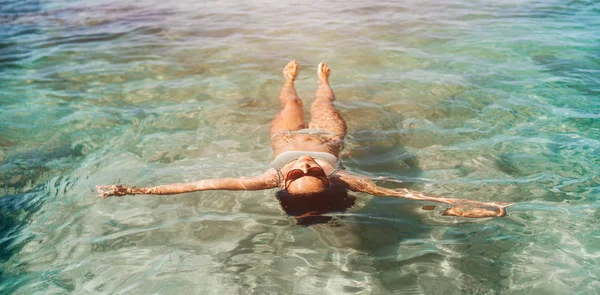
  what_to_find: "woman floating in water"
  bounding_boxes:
[97,61,512,219]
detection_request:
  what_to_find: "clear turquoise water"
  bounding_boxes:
[1,0,599,294]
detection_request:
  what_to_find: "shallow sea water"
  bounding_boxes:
[1,0,599,294]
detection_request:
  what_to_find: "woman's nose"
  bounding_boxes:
[299,162,310,173]
[297,155,315,162]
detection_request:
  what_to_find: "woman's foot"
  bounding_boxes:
[283,60,299,84]
[317,62,330,85]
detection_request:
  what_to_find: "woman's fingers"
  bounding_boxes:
[443,202,508,218]
[95,185,129,198]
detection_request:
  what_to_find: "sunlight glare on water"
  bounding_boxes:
[1,0,599,294]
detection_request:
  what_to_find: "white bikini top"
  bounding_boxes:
[268,150,340,171]
[269,150,342,188]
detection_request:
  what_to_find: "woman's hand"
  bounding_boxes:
[443,200,513,218]
[96,185,131,198]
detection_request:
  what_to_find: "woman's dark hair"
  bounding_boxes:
[276,185,356,226]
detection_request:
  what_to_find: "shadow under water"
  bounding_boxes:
[0,143,84,293]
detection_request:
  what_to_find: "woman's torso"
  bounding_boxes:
[270,129,344,158]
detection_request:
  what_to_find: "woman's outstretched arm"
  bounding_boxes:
[96,170,279,198]
[336,171,513,218]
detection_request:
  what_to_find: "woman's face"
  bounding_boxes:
[284,155,329,194]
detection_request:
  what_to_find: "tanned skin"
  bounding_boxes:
[97,61,513,218]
